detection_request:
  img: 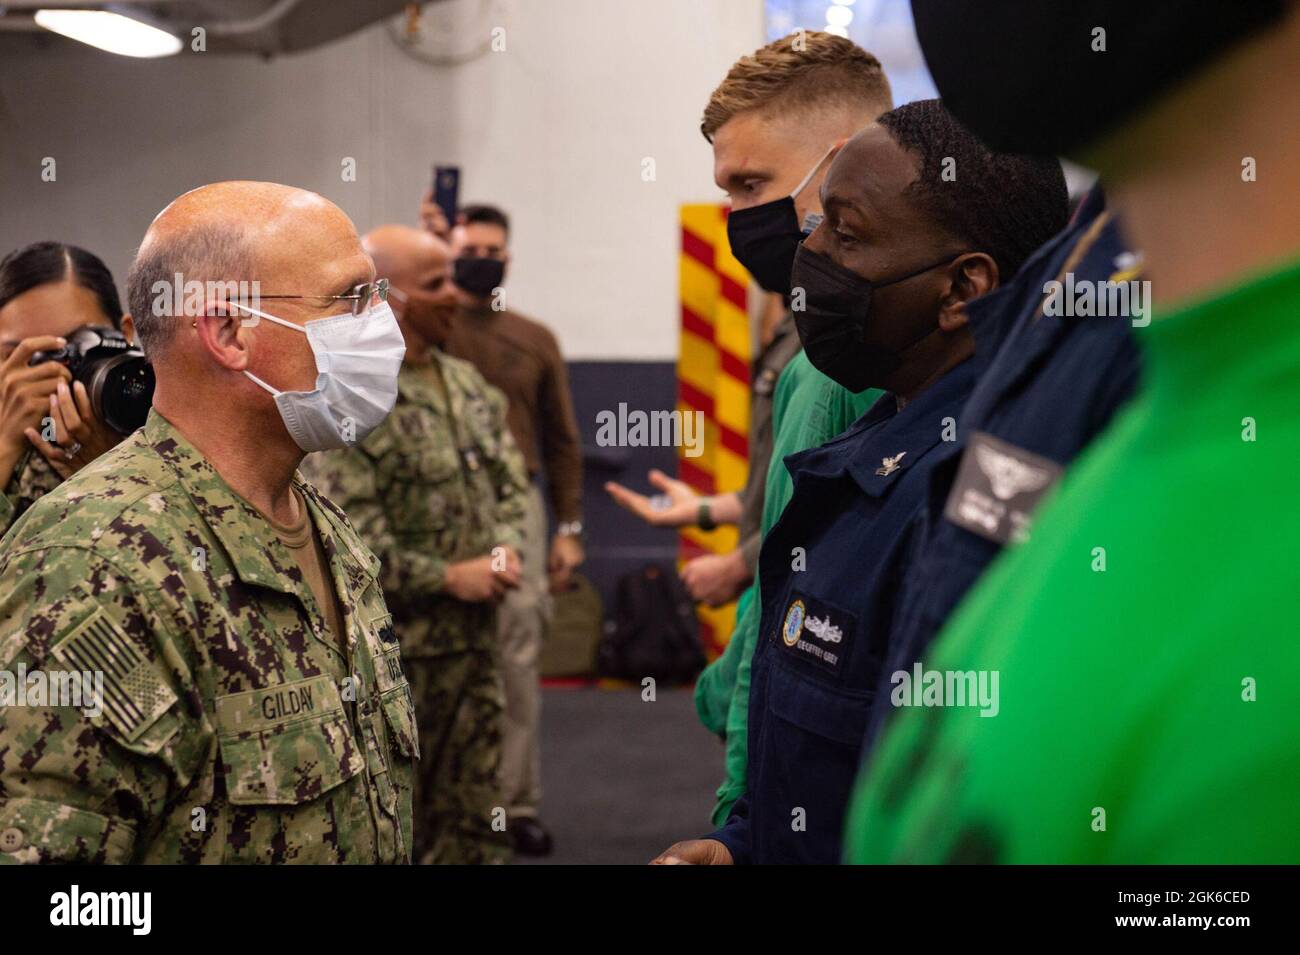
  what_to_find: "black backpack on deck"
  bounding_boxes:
[597,563,705,685]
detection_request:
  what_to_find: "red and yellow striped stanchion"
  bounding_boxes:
[678,203,751,660]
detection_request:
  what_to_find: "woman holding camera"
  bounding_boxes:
[0,241,135,534]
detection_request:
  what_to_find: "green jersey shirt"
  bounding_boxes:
[696,348,880,824]
[846,258,1300,864]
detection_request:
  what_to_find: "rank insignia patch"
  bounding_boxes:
[875,452,907,477]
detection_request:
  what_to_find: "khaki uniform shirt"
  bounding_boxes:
[443,305,583,523]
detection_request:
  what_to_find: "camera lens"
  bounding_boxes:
[84,354,155,434]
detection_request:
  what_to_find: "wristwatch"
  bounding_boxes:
[557,520,584,537]
[697,499,716,531]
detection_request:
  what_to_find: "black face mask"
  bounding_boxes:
[790,244,956,393]
[726,196,806,295]
[911,0,1288,156]
[453,256,506,298]
[725,145,837,295]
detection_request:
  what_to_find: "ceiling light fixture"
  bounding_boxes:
[34,8,182,58]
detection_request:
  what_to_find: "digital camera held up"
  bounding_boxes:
[28,326,154,435]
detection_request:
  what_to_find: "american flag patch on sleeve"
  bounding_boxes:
[51,609,177,743]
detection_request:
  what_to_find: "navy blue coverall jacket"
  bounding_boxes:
[709,358,980,864]
[708,189,1142,864]
[861,189,1143,758]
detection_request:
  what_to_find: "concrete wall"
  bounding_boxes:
[0,0,764,359]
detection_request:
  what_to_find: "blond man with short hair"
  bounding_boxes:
[608,32,893,845]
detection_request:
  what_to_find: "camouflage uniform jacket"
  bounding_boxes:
[303,353,530,658]
[0,411,417,864]
[0,446,62,537]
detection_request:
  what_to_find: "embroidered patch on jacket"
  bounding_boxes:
[779,591,856,678]
[215,674,343,735]
[944,431,1064,546]
[781,600,806,647]
[51,609,177,743]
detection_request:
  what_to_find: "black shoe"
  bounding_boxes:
[508,817,554,857]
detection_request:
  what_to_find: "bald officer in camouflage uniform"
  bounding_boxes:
[0,182,415,863]
[304,225,529,865]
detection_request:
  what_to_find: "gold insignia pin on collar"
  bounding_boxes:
[876,451,906,476]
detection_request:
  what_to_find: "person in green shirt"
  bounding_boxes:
[699,350,878,822]
[848,0,1300,864]
[603,32,890,825]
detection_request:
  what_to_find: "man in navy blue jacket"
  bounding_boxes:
[862,187,1142,763]
[652,99,1069,865]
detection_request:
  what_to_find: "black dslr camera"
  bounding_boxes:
[28,326,155,435]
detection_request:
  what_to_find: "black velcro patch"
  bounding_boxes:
[778,590,857,680]
[943,431,1063,546]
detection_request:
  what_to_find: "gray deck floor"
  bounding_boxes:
[513,686,723,865]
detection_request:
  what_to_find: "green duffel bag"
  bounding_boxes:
[541,572,605,679]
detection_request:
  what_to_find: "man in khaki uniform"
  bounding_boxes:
[444,204,583,855]
[304,225,529,864]
[0,182,415,863]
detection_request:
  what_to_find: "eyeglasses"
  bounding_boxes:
[255,278,390,316]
